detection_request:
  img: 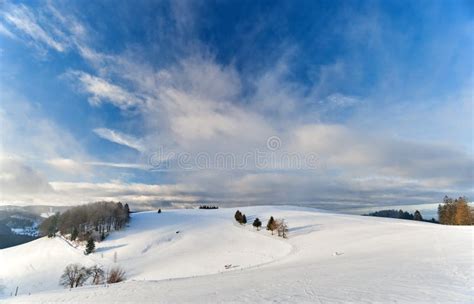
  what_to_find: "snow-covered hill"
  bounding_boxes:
[0,206,472,303]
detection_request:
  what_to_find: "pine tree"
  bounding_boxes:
[414,210,423,221]
[252,218,262,230]
[241,214,247,224]
[158,209,161,214]
[124,203,130,219]
[234,210,242,222]
[70,227,79,241]
[267,216,276,234]
[84,238,95,255]
[267,216,274,230]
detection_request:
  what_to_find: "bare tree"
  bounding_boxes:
[88,265,105,285]
[275,219,282,237]
[60,264,90,288]
[107,266,126,283]
[276,219,288,238]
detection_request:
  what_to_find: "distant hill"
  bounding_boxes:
[0,206,70,249]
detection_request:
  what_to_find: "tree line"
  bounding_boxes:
[234,211,288,238]
[365,209,430,222]
[438,196,473,225]
[39,201,130,241]
[199,205,219,209]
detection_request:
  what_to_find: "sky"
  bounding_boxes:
[0,0,472,211]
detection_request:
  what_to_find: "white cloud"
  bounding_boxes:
[50,181,200,202]
[291,124,473,185]
[93,128,145,152]
[68,71,143,109]
[1,4,66,52]
[0,157,53,197]
[325,93,360,108]
[0,179,202,206]
[45,158,87,174]
[84,161,149,170]
[0,92,86,162]
[0,22,16,39]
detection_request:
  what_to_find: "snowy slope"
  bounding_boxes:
[1,206,472,303]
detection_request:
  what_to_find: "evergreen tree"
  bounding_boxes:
[158,209,161,214]
[267,216,274,230]
[84,238,95,255]
[414,210,423,221]
[124,203,130,218]
[241,214,247,224]
[267,216,277,234]
[252,218,262,230]
[70,227,78,241]
[234,210,242,222]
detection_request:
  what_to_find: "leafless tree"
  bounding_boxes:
[88,265,105,285]
[60,264,90,288]
[276,219,288,238]
[107,266,126,284]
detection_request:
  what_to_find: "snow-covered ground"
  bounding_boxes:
[0,206,472,303]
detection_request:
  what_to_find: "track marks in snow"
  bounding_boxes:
[141,233,181,254]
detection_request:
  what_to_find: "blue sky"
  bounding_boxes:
[0,0,472,210]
